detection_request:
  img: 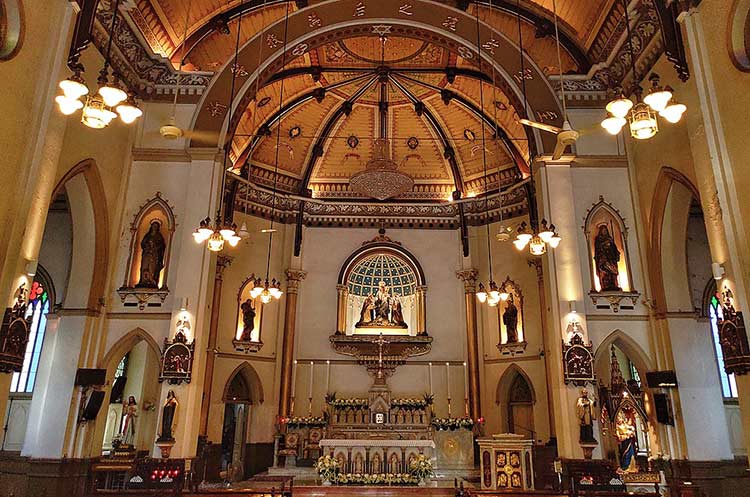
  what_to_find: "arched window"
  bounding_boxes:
[10,272,53,394]
[709,295,739,398]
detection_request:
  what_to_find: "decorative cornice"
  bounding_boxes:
[132,148,192,162]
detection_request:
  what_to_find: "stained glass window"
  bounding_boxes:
[10,280,50,394]
[346,253,417,297]
[709,295,738,399]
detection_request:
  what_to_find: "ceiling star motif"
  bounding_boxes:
[372,24,393,36]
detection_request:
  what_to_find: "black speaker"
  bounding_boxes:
[654,393,674,425]
[110,375,127,403]
[75,368,107,386]
[645,370,678,388]
[82,390,105,420]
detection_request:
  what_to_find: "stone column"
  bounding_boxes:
[456,269,481,419]
[278,269,306,417]
[528,259,556,440]
[199,255,232,437]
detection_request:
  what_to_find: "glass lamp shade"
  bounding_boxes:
[98,84,128,108]
[59,77,89,100]
[207,231,225,252]
[219,227,236,239]
[529,236,547,256]
[549,233,562,248]
[499,292,510,301]
[260,289,272,304]
[644,86,673,112]
[539,229,554,244]
[226,235,241,247]
[513,238,528,251]
[192,229,207,243]
[605,96,633,119]
[237,222,250,239]
[476,283,488,303]
[659,101,687,124]
[269,286,283,299]
[629,103,658,140]
[250,287,263,299]
[116,99,143,124]
[487,294,500,307]
[601,116,627,135]
[81,95,117,129]
[56,95,83,115]
[197,226,213,240]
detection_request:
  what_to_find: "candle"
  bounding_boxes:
[428,362,433,396]
[291,360,297,398]
[463,362,468,399]
[309,361,314,400]
[446,362,451,400]
[326,360,331,393]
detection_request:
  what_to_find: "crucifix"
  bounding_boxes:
[375,332,387,380]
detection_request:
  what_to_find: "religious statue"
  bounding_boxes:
[157,390,179,442]
[503,294,519,343]
[615,410,638,472]
[576,389,597,444]
[240,298,256,341]
[121,396,138,446]
[136,221,166,288]
[594,224,621,291]
[354,281,408,329]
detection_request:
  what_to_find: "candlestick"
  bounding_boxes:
[446,361,451,399]
[309,361,314,401]
[291,360,297,398]
[428,362,433,396]
[326,360,331,393]
[463,361,469,416]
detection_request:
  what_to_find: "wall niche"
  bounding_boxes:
[118,193,175,309]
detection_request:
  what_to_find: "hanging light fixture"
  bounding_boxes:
[600,0,686,138]
[192,2,245,252]
[54,0,142,127]
[504,0,562,256]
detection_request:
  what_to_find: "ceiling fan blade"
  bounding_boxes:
[552,137,567,160]
[518,118,562,135]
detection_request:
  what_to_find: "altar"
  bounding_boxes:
[320,439,435,474]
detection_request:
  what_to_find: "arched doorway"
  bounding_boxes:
[221,363,263,481]
[98,329,161,456]
[496,365,535,438]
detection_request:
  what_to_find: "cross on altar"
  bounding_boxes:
[375,333,387,379]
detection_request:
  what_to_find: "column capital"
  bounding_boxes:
[456,268,479,293]
[527,258,543,282]
[285,269,307,293]
[215,255,233,280]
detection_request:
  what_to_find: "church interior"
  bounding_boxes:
[2,1,750,496]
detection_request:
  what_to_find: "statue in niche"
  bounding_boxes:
[594,224,621,291]
[503,294,519,343]
[576,389,597,444]
[121,395,138,446]
[615,409,638,472]
[157,390,179,442]
[240,298,257,341]
[136,221,166,288]
[355,281,408,329]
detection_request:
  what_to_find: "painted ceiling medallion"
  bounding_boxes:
[464,129,476,142]
[289,126,302,139]
[349,139,414,200]
[347,135,360,148]
[407,136,419,150]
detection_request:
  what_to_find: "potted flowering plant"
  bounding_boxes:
[314,455,340,485]
[409,454,434,486]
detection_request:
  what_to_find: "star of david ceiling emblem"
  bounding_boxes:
[372,25,392,36]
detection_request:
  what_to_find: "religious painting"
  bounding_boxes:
[159,331,194,385]
[121,193,175,291]
[562,334,595,386]
[583,197,634,294]
[233,274,265,352]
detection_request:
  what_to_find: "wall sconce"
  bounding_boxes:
[566,300,583,337]
[25,260,38,277]
[711,262,725,281]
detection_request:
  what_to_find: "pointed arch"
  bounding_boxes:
[101,327,162,377]
[594,329,652,379]
[495,364,536,405]
[223,362,265,405]
[50,159,109,311]
[648,167,700,317]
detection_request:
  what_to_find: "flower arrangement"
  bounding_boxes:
[326,393,368,409]
[431,416,474,431]
[314,455,340,482]
[391,394,434,410]
[409,454,434,481]
[333,473,419,486]
[285,416,327,428]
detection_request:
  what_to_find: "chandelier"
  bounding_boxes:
[513,219,561,255]
[477,280,510,307]
[600,0,686,138]
[55,0,142,128]
[193,2,247,252]
[350,138,414,200]
[249,276,283,304]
